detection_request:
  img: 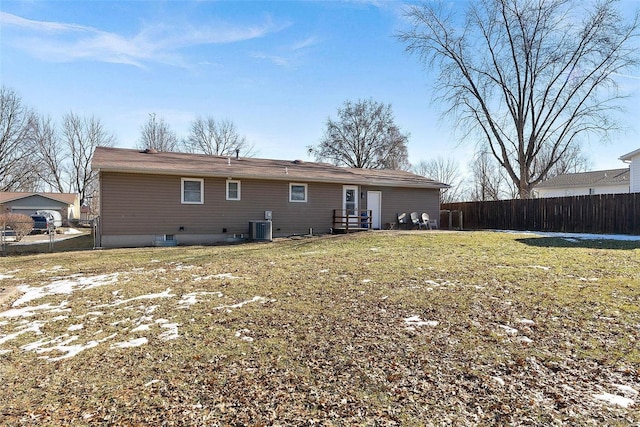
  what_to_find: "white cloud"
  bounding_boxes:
[251,52,290,67]
[0,12,286,68]
[291,36,319,51]
[251,35,320,68]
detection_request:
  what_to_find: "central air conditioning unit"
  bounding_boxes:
[249,220,272,241]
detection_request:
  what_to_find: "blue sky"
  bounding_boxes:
[1,0,639,176]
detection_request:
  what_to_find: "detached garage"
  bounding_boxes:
[0,192,80,224]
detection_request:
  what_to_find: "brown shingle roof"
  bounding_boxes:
[0,192,79,205]
[91,147,449,189]
[536,168,629,189]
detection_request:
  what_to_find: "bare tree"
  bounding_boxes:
[468,150,516,201]
[400,0,640,198]
[308,99,410,170]
[0,86,37,191]
[62,112,115,205]
[535,144,592,180]
[32,115,67,192]
[138,113,178,152]
[182,117,255,157]
[413,157,464,203]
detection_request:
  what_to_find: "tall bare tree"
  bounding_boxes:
[0,86,36,191]
[62,112,115,205]
[468,150,517,201]
[182,117,255,157]
[400,0,640,198]
[137,113,179,152]
[308,99,410,170]
[413,157,465,203]
[33,115,67,192]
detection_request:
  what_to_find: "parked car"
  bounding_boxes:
[35,210,63,228]
[30,215,52,234]
[1,227,17,242]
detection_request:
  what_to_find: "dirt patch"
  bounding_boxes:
[0,284,19,306]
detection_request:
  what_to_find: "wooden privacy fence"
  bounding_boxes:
[442,193,640,235]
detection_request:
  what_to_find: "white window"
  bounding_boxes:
[226,180,241,201]
[181,178,204,204]
[289,183,307,202]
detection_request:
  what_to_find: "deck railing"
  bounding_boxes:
[332,209,373,233]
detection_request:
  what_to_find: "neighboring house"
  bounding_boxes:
[0,192,81,224]
[534,168,630,198]
[91,147,448,248]
[619,147,640,193]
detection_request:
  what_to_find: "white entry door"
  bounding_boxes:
[367,191,382,229]
[343,185,359,226]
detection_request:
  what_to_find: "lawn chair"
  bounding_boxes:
[421,212,437,229]
[397,212,408,229]
[410,212,420,229]
[419,212,431,230]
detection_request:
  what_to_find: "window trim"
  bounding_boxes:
[226,180,241,201]
[181,178,204,204]
[289,183,308,203]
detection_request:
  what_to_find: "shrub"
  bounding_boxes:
[0,213,34,242]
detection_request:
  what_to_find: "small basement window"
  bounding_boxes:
[226,180,241,201]
[289,183,307,202]
[181,178,204,204]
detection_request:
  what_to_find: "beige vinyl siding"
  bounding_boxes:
[362,186,440,227]
[100,172,342,237]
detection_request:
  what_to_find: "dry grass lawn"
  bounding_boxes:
[0,231,639,426]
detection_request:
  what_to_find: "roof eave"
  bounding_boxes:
[93,166,448,189]
[619,148,640,162]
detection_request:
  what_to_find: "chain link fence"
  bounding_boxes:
[1,217,97,255]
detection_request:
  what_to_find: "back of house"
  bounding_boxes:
[91,147,448,248]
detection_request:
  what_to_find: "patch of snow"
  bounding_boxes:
[491,376,505,386]
[24,333,117,361]
[498,325,519,335]
[518,336,533,344]
[529,265,550,271]
[12,273,120,306]
[36,265,66,274]
[517,318,535,325]
[361,279,372,283]
[613,384,638,395]
[0,273,15,280]
[158,323,179,340]
[177,291,223,308]
[404,316,439,328]
[64,228,82,235]
[111,337,148,349]
[0,320,45,344]
[95,288,174,308]
[497,230,640,241]
[235,329,254,342]
[319,269,329,273]
[0,301,70,318]
[130,324,151,332]
[213,296,269,311]
[67,324,84,331]
[593,393,635,408]
[213,273,240,280]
